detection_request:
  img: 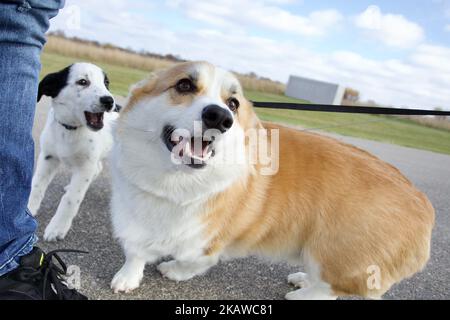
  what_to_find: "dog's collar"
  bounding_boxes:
[58,122,79,131]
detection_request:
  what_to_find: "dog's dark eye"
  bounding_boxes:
[76,79,89,86]
[227,97,240,112]
[175,78,195,93]
[104,78,110,88]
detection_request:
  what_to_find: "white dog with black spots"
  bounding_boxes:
[28,62,120,241]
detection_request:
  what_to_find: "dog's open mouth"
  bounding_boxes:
[162,125,214,169]
[84,111,104,131]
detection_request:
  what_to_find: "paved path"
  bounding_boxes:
[32,97,450,299]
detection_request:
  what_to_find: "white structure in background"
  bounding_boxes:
[285,75,345,105]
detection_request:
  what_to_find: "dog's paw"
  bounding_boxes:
[28,208,38,217]
[287,272,310,288]
[111,267,143,294]
[27,200,39,217]
[157,260,195,282]
[43,218,71,241]
[285,289,305,300]
[285,287,337,300]
[285,282,337,300]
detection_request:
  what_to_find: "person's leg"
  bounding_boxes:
[0,0,65,276]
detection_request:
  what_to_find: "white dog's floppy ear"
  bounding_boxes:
[37,65,72,102]
[103,72,110,90]
[114,104,122,112]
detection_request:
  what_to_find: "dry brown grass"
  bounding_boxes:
[341,99,450,132]
[44,35,286,94]
[44,36,174,71]
[404,116,450,131]
[236,74,285,95]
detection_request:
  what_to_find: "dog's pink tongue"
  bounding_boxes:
[86,112,103,125]
[92,113,102,124]
[89,116,98,125]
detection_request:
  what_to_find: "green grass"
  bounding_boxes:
[41,52,450,155]
[247,91,450,155]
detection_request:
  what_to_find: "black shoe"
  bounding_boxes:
[0,247,88,300]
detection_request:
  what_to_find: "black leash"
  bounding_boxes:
[252,101,450,116]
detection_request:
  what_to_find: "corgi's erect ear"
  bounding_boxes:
[37,65,72,102]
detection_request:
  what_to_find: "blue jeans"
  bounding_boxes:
[0,0,64,276]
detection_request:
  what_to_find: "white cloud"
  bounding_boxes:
[262,0,301,4]
[167,0,343,37]
[48,0,450,110]
[411,44,450,73]
[355,5,425,49]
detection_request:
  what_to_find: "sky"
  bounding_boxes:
[49,0,450,110]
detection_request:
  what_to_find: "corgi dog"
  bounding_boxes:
[109,61,434,299]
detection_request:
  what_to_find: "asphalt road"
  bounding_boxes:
[32,97,450,300]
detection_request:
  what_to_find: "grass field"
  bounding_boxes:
[40,52,450,155]
[41,52,148,96]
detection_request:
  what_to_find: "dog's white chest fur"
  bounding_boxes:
[41,109,114,167]
[110,166,209,260]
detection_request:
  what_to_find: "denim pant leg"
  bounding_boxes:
[0,0,64,276]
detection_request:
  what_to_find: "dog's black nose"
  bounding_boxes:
[100,96,114,111]
[202,105,233,133]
